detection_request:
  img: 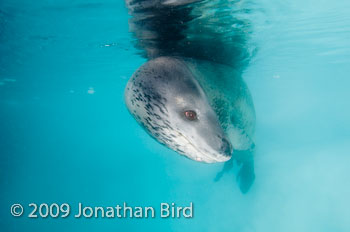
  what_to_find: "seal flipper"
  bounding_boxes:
[234,149,255,194]
[213,150,255,194]
[228,104,256,193]
[214,158,234,182]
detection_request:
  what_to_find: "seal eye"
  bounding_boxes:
[184,110,197,121]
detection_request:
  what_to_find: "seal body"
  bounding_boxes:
[184,58,256,152]
[125,56,255,163]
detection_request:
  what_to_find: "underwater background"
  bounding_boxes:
[1,0,350,231]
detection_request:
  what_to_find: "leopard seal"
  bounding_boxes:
[124,0,256,191]
[125,57,233,163]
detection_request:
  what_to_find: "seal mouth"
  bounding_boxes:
[175,130,232,163]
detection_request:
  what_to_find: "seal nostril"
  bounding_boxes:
[221,138,233,156]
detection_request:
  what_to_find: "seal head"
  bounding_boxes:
[125,57,232,163]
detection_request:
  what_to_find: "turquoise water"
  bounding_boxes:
[1,0,350,231]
